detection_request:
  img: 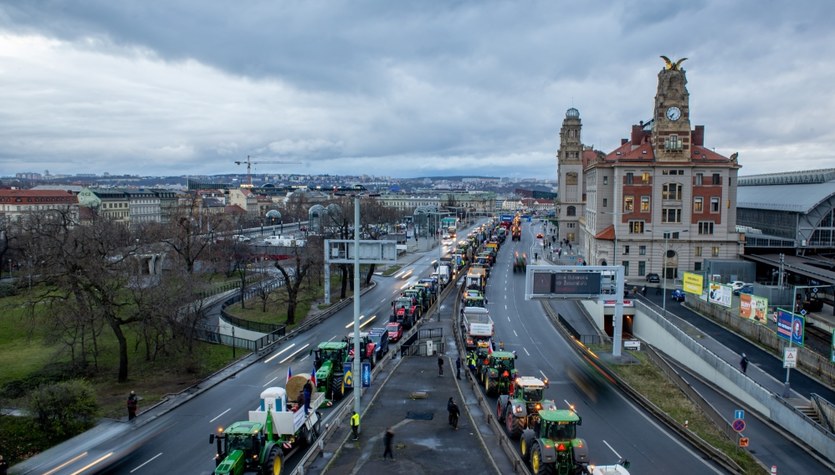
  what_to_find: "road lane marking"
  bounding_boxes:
[603,439,623,459]
[42,452,88,475]
[513,330,518,337]
[507,316,511,322]
[523,347,530,356]
[70,452,113,475]
[328,335,337,341]
[264,343,296,363]
[209,408,231,423]
[279,343,311,364]
[130,452,163,473]
[263,376,278,387]
[539,369,548,380]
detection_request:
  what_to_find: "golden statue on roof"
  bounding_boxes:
[660,56,688,70]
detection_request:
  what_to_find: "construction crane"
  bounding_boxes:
[234,155,301,186]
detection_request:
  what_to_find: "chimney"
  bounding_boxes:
[693,125,704,146]
[631,125,643,144]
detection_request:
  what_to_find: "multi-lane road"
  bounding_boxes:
[22,218,832,474]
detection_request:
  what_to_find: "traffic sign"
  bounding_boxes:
[739,437,749,447]
[732,419,746,432]
[734,409,745,420]
[784,347,798,368]
[800,309,807,316]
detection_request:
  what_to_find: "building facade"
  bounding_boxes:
[0,189,80,224]
[561,59,742,281]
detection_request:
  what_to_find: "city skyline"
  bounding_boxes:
[1,1,834,179]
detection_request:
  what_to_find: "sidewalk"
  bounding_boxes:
[310,290,511,474]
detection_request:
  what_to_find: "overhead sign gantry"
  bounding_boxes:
[525,265,627,358]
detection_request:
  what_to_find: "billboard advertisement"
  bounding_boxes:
[708,281,732,308]
[682,272,703,295]
[776,308,805,346]
[739,294,768,324]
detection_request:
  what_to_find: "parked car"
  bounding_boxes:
[645,273,660,283]
[729,281,745,291]
[671,289,686,302]
[232,234,251,242]
[734,283,754,295]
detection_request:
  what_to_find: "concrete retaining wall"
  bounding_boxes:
[580,299,835,463]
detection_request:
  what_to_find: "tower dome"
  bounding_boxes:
[565,107,580,119]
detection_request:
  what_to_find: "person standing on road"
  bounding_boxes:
[447,398,460,430]
[740,353,749,374]
[350,411,360,440]
[455,356,462,380]
[438,356,444,376]
[383,427,395,460]
[127,391,139,421]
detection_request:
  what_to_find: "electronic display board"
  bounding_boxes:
[527,268,602,299]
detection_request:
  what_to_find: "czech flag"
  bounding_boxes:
[310,365,317,387]
[286,366,292,385]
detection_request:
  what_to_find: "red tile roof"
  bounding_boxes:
[595,225,615,240]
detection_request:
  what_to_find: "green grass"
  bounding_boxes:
[596,346,765,474]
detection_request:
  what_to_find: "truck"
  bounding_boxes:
[311,342,349,401]
[479,351,518,396]
[391,295,420,329]
[432,264,451,288]
[210,376,323,475]
[496,376,556,439]
[461,306,494,350]
[519,409,590,475]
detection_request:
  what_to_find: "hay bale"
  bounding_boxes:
[286,374,314,403]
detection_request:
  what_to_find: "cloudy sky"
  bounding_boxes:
[1,0,834,179]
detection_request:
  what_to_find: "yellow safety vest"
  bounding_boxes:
[351,413,360,427]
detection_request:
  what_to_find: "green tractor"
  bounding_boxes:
[312,341,349,401]
[210,416,283,475]
[519,409,590,475]
[513,251,527,273]
[496,376,556,439]
[479,351,518,396]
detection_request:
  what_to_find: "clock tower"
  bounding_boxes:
[653,57,691,161]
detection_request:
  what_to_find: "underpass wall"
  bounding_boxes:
[580,299,835,463]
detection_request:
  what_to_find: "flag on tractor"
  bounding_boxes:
[310,364,317,387]
[286,366,292,384]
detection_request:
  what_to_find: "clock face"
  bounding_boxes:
[666,106,682,121]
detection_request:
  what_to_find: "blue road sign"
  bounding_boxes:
[734,409,744,420]
[732,419,746,432]
[362,361,371,388]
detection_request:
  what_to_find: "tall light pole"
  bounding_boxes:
[661,229,688,315]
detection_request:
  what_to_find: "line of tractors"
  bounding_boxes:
[461,217,630,475]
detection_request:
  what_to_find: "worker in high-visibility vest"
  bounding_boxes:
[350,411,360,440]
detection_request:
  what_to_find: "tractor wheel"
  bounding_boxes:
[506,411,524,439]
[496,400,505,423]
[519,436,530,462]
[331,374,345,401]
[313,413,322,436]
[531,442,555,475]
[370,351,377,368]
[303,424,315,446]
[265,445,283,475]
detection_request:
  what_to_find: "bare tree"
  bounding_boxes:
[29,209,142,383]
[272,235,323,325]
[159,194,225,274]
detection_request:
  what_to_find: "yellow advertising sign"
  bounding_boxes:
[682,272,703,295]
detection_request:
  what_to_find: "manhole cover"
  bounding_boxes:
[406,411,434,420]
